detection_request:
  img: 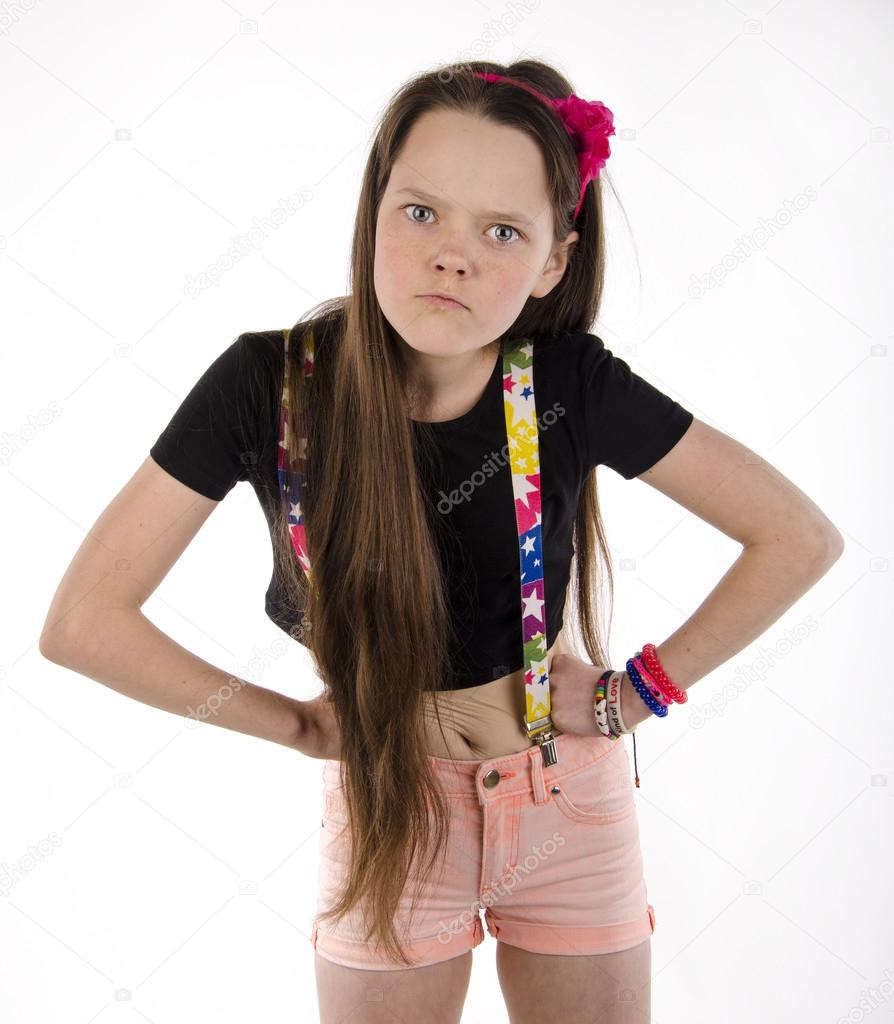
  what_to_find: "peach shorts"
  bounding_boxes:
[311,731,655,970]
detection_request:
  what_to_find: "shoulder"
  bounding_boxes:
[533,328,607,365]
[233,318,339,417]
[529,329,609,389]
[234,328,288,369]
[172,331,288,460]
[228,329,292,399]
[185,330,286,395]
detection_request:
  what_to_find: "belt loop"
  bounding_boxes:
[528,746,548,805]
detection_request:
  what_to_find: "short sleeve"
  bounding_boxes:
[149,334,272,500]
[580,333,694,480]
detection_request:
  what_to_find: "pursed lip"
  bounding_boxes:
[418,292,469,309]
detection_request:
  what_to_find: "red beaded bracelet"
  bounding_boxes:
[639,643,687,703]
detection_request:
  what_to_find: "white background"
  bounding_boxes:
[2,1,892,1022]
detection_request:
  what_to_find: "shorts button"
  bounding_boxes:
[483,769,501,788]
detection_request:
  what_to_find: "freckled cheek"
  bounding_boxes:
[376,230,418,291]
[489,266,534,307]
[374,232,405,305]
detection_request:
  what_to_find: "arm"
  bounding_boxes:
[40,456,332,758]
[624,418,844,725]
[42,605,316,751]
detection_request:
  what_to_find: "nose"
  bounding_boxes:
[433,237,469,275]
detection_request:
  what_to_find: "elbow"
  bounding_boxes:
[744,525,845,575]
[813,522,845,564]
[38,609,79,665]
[39,616,76,663]
[39,630,68,665]
[824,530,845,562]
[798,526,845,575]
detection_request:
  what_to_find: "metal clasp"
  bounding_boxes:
[523,713,559,767]
[535,730,558,767]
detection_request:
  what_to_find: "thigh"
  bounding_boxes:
[495,935,651,1024]
[315,948,474,1024]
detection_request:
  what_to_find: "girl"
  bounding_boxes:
[42,59,844,1023]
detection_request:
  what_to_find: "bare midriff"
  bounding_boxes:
[420,626,574,761]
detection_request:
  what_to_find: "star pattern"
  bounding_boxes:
[276,327,316,588]
[502,341,553,734]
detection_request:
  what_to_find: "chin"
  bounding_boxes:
[389,319,467,353]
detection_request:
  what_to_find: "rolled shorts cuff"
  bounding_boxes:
[484,902,656,957]
[311,914,486,972]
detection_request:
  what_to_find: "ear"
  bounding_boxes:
[529,230,580,299]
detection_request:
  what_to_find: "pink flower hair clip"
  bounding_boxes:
[472,70,615,221]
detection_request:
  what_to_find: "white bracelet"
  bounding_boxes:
[606,669,633,736]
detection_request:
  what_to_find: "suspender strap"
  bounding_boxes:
[501,339,557,766]
[276,327,315,583]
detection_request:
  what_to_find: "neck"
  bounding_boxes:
[403,339,501,423]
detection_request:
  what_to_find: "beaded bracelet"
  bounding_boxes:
[626,657,669,718]
[591,645,687,788]
[639,643,688,704]
[628,655,671,708]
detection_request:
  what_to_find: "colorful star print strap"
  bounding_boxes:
[501,339,558,766]
[276,329,557,765]
[276,327,315,585]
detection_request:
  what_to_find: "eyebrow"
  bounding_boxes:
[394,187,533,225]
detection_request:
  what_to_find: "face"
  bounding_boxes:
[373,108,579,361]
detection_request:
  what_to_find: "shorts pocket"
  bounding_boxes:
[550,744,636,825]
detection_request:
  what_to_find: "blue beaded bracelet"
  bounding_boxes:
[626,657,668,718]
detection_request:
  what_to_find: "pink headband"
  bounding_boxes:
[472,70,615,221]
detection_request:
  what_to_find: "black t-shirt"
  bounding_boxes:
[148,328,694,689]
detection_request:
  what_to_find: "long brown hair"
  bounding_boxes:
[273,58,619,967]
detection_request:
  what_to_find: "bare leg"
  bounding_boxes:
[495,936,651,1024]
[314,948,474,1024]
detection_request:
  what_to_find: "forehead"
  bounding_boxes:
[387,108,552,226]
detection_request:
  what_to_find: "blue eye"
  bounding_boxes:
[401,203,524,246]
